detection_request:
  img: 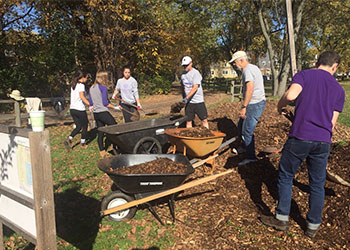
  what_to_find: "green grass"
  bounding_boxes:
[4,124,177,250]
[339,81,350,126]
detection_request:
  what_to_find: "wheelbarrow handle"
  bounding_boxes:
[217,136,238,151]
[101,169,234,217]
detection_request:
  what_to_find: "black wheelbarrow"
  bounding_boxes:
[98,115,186,154]
[98,154,194,224]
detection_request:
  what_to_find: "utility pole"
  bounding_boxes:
[286,0,297,76]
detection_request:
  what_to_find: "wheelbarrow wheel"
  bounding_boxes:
[101,191,137,221]
[133,136,162,154]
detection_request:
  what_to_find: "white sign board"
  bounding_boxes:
[0,132,36,237]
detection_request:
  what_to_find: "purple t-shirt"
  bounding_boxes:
[289,69,345,143]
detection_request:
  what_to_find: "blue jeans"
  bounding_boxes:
[275,137,330,229]
[238,100,265,159]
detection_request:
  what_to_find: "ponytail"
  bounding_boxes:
[71,70,88,90]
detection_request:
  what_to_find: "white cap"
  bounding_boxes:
[181,56,192,66]
[229,51,247,63]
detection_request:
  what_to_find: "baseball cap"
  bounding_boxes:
[229,51,247,63]
[181,56,192,66]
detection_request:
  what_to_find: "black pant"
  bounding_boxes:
[120,102,137,123]
[93,111,117,151]
[70,109,88,140]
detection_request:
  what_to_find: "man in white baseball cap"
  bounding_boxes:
[180,56,209,128]
[229,51,266,166]
[229,51,248,64]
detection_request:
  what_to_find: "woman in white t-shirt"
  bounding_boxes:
[64,70,91,150]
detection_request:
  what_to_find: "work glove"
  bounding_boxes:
[114,104,121,111]
[137,104,142,110]
[89,106,94,112]
[182,97,189,104]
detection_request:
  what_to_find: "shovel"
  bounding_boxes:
[113,104,140,121]
[115,97,158,116]
[170,101,185,113]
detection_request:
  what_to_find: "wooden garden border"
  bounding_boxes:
[0,125,56,249]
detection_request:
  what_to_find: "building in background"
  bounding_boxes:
[209,61,238,79]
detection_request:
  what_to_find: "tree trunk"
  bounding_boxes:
[256,1,279,96]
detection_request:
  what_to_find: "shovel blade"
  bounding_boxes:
[170,102,185,113]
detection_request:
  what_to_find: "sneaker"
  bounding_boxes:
[238,158,258,166]
[305,228,318,238]
[81,143,87,149]
[232,146,246,154]
[64,137,72,151]
[259,214,289,231]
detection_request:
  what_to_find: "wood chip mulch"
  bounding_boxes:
[150,100,350,249]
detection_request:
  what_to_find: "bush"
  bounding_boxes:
[138,74,172,96]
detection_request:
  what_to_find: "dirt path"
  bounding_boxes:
[0,86,231,127]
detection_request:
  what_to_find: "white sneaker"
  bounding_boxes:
[232,146,246,154]
[238,158,258,166]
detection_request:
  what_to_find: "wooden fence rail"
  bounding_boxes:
[0,97,69,127]
[202,78,273,101]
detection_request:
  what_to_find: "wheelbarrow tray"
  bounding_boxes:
[98,154,194,194]
[98,115,186,153]
[164,128,226,157]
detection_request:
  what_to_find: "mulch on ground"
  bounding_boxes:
[155,100,350,249]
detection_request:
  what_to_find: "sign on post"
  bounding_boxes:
[0,125,56,249]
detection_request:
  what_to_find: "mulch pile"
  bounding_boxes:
[170,101,185,113]
[151,100,350,249]
[110,157,188,175]
[172,127,215,137]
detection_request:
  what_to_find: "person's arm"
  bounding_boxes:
[332,111,340,130]
[277,83,303,114]
[132,79,141,106]
[79,92,90,106]
[99,85,114,109]
[242,81,254,107]
[112,80,120,99]
[185,84,199,100]
[238,81,254,119]
[112,89,119,99]
[88,92,93,106]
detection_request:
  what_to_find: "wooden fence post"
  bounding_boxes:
[14,101,21,127]
[29,130,57,249]
[230,81,235,102]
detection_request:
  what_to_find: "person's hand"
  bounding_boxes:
[89,106,94,112]
[112,94,116,100]
[182,97,188,104]
[280,108,294,122]
[114,104,121,111]
[239,108,246,119]
[137,104,142,110]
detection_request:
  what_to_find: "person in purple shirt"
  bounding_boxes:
[260,51,345,238]
[89,71,118,158]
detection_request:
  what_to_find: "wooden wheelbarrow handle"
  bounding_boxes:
[101,169,233,216]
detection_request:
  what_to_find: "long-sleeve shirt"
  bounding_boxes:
[89,84,109,113]
[115,76,139,104]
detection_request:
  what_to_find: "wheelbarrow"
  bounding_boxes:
[99,154,233,225]
[98,114,187,154]
[164,127,237,174]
